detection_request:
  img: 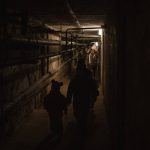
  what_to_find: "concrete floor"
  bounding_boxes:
[0,77,112,150]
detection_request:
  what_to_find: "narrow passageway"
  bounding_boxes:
[0,72,111,150]
[1,0,150,149]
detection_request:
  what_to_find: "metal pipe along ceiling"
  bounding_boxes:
[65,0,81,27]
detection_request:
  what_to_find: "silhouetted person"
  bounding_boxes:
[90,75,99,119]
[44,79,67,139]
[67,60,93,137]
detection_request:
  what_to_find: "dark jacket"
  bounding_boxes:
[44,90,67,117]
[67,68,94,112]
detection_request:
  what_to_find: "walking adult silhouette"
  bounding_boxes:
[67,59,94,137]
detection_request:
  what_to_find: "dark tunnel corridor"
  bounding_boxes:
[0,0,150,150]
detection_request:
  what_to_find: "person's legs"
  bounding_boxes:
[74,110,89,138]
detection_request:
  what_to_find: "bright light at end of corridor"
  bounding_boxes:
[95,42,98,47]
[98,29,102,36]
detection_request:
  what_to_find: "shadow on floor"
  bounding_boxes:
[35,134,61,150]
[35,114,100,150]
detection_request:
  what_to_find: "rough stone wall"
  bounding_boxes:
[0,32,72,140]
[0,63,41,138]
[2,64,40,104]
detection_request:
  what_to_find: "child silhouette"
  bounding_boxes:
[44,79,67,139]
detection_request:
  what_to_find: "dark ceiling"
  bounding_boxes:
[5,0,107,30]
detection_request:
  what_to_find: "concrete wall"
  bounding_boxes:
[0,32,72,140]
[123,1,150,150]
[103,15,120,150]
[104,1,150,150]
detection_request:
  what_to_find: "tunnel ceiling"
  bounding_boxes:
[6,0,106,31]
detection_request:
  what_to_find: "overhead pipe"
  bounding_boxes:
[66,26,103,32]
[11,37,84,46]
[73,34,101,38]
[44,24,61,32]
[65,26,103,49]
[65,0,81,27]
[12,37,61,45]
[0,48,78,67]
